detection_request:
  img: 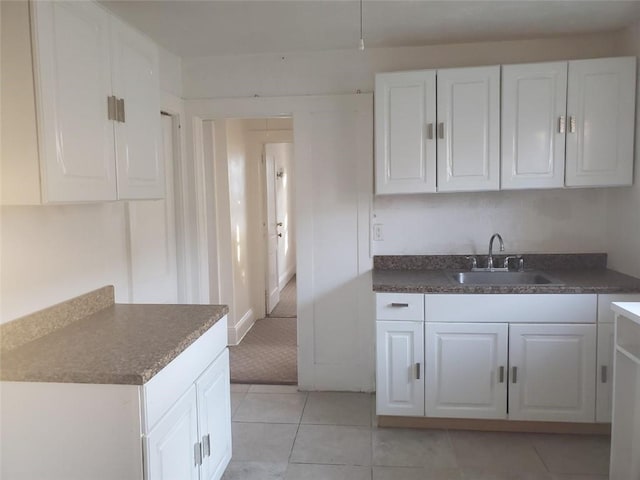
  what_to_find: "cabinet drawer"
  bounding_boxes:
[425,294,596,323]
[143,315,228,431]
[376,293,424,321]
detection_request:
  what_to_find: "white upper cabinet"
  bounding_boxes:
[0,0,163,205]
[436,66,500,192]
[501,62,568,190]
[565,57,636,187]
[111,17,164,199]
[375,71,437,194]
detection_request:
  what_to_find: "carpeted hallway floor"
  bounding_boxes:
[229,277,297,384]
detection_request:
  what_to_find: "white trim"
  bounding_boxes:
[227,308,256,346]
[279,267,296,291]
[184,94,374,390]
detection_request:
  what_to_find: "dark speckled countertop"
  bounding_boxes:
[373,254,640,294]
[0,303,228,385]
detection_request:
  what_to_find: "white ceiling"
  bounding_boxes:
[101,1,640,58]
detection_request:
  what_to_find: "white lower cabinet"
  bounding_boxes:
[376,293,610,425]
[147,385,200,480]
[596,323,615,423]
[425,322,508,419]
[508,323,596,423]
[376,321,424,416]
[146,350,232,480]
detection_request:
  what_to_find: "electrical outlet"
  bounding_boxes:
[373,224,384,241]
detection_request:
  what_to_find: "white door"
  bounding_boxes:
[275,143,295,290]
[437,66,500,192]
[376,321,424,416]
[127,114,178,303]
[374,70,437,194]
[31,1,117,203]
[197,350,232,480]
[509,323,596,422]
[425,322,508,419]
[146,385,199,480]
[501,62,568,190]
[264,144,280,314]
[596,322,615,423]
[296,95,374,390]
[565,57,636,187]
[111,16,164,199]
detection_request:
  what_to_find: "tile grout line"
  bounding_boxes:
[287,390,310,465]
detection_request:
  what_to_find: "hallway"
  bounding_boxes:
[229,277,297,384]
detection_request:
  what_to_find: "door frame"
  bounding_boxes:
[183,94,373,390]
[263,143,280,315]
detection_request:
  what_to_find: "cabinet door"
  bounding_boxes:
[425,322,508,419]
[111,17,164,200]
[437,66,500,192]
[376,321,424,416]
[509,324,596,422]
[375,71,437,194]
[31,1,117,203]
[146,385,199,480]
[501,62,567,190]
[197,350,232,480]
[566,57,636,187]
[596,323,614,423]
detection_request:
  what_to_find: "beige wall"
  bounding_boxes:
[607,20,640,277]
[0,1,184,323]
[183,30,625,98]
[223,118,294,343]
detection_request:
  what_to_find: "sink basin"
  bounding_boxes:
[451,271,563,285]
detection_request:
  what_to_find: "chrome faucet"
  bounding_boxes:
[487,233,505,270]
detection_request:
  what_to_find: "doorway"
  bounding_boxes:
[213,118,297,385]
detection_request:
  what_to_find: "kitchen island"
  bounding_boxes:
[0,286,231,480]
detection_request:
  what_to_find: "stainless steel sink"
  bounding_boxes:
[451,271,563,285]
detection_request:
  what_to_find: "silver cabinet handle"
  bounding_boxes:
[116,98,126,123]
[194,442,202,466]
[107,95,117,121]
[601,365,608,383]
[498,366,505,383]
[558,115,565,134]
[569,116,576,133]
[416,363,421,380]
[390,303,409,307]
[426,123,434,140]
[512,366,518,384]
[202,434,211,457]
[438,122,445,139]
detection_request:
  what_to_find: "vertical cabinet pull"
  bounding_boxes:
[498,366,505,383]
[438,122,445,139]
[601,365,608,383]
[202,434,211,457]
[194,442,202,466]
[426,123,434,140]
[116,98,126,123]
[558,115,565,133]
[416,362,421,380]
[512,366,518,384]
[569,115,576,133]
[107,95,117,121]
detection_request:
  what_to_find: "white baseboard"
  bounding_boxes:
[227,308,256,346]
[279,266,296,291]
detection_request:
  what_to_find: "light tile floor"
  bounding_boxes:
[223,385,610,480]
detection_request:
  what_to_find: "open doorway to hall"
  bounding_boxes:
[221,118,298,385]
